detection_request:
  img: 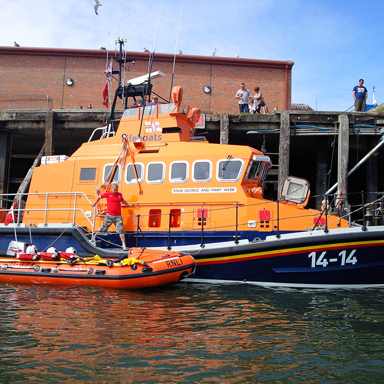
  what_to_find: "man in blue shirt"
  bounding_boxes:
[353,79,368,112]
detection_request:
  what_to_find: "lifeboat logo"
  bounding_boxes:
[145,121,162,133]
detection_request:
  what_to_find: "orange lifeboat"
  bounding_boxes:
[0,248,195,289]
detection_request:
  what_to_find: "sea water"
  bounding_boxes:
[1,283,384,383]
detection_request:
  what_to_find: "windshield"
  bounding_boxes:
[122,103,177,118]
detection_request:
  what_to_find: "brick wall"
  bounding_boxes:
[0,47,293,113]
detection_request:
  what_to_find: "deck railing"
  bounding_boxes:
[1,191,383,249]
[0,192,96,231]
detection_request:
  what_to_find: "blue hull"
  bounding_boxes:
[184,227,384,288]
[2,226,384,288]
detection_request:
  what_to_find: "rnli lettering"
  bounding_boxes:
[166,258,184,268]
[127,134,162,142]
[172,187,237,194]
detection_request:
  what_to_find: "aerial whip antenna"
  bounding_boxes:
[169,0,183,102]
[138,0,165,138]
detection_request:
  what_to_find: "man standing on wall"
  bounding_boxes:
[92,183,132,250]
[235,83,250,113]
[353,79,368,112]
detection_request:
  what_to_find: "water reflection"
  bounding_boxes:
[1,283,384,383]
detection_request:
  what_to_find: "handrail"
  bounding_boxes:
[0,191,95,229]
[2,190,383,250]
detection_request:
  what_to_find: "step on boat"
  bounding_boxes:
[0,243,196,289]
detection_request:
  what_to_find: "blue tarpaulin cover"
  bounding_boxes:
[365,104,377,112]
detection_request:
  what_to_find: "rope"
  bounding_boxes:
[327,122,338,191]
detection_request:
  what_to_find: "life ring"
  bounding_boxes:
[171,86,183,103]
[187,108,201,124]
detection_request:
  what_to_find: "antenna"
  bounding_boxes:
[169,0,183,102]
[138,0,165,138]
[373,86,377,105]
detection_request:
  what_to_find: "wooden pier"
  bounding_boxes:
[1,109,384,209]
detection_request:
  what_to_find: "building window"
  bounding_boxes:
[103,164,121,184]
[147,162,165,184]
[125,163,144,184]
[217,159,243,182]
[192,160,212,182]
[170,161,189,183]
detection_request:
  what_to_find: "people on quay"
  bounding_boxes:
[235,83,250,113]
[146,96,159,106]
[131,98,143,108]
[91,183,132,250]
[252,87,264,114]
[353,79,368,112]
[248,98,254,114]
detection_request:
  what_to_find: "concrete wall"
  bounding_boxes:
[0,47,293,113]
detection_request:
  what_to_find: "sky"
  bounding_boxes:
[1,0,383,111]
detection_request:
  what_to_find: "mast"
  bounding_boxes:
[106,38,133,137]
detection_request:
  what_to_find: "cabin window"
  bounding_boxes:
[79,168,96,181]
[170,209,181,228]
[147,162,165,184]
[163,127,182,134]
[103,164,121,184]
[246,161,269,183]
[192,160,212,183]
[217,159,243,182]
[125,163,144,184]
[148,209,161,228]
[170,161,189,183]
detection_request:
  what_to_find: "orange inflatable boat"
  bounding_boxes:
[0,247,195,289]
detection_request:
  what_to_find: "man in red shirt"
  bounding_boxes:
[92,184,131,250]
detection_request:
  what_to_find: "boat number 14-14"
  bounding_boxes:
[308,250,357,268]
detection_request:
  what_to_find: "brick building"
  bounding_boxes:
[0,46,293,113]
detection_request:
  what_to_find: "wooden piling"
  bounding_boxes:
[220,114,229,145]
[338,114,349,204]
[278,111,290,198]
[45,111,55,156]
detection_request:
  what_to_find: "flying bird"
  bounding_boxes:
[143,48,150,53]
[14,41,20,47]
[93,0,102,15]
[212,48,217,56]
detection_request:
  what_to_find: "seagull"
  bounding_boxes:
[93,0,102,15]
[212,48,217,56]
[99,46,106,50]
[236,53,239,58]
[178,50,182,54]
[14,41,20,47]
[143,47,150,53]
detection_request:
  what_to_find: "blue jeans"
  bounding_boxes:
[239,104,249,113]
